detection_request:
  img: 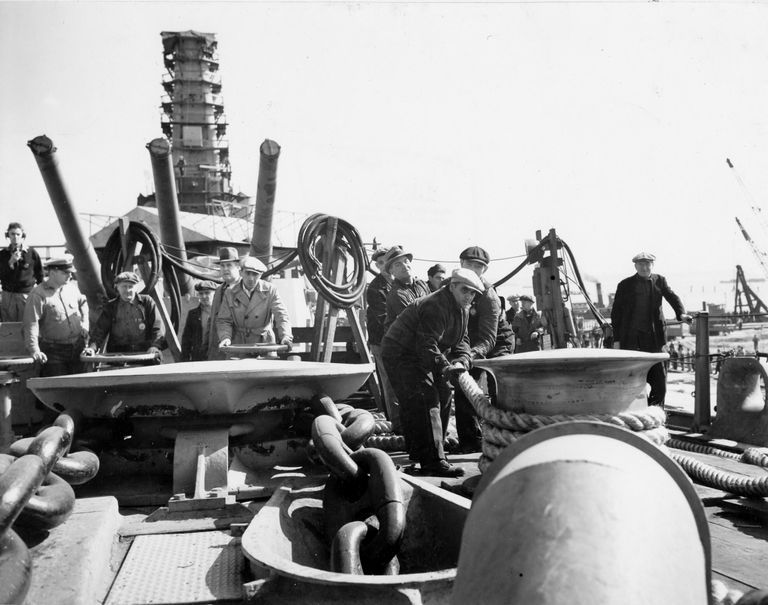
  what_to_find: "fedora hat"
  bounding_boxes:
[382,246,413,273]
[216,246,240,264]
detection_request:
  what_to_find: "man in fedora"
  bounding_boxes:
[381,268,484,477]
[453,246,515,453]
[23,256,89,377]
[365,246,399,428]
[84,271,164,362]
[181,280,217,361]
[383,245,430,331]
[206,246,242,360]
[611,252,691,406]
[217,256,293,351]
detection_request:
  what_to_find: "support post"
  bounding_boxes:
[692,311,711,431]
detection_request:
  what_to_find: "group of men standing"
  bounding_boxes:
[0,224,293,378]
[366,244,542,477]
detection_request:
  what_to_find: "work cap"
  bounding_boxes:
[194,280,218,292]
[632,251,656,263]
[216,246,240,264]
[428,263,447,277]
[507,295,520,303]
[450,268,484,294]
[45,256,76,273]
[240,256,267,274]
[459,246,490,266]
[382,246,413,273]
[519,294,534,303]
[371,247,390,262]
[114,271,140,285]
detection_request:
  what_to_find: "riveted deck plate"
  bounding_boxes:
[106,530,244,604]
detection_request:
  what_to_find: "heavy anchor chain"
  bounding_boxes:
[0,412,100,605]
[308,394,405,575]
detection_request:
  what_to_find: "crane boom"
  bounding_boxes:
[735,216,768,281]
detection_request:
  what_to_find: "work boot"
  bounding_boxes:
[421,459,465,478]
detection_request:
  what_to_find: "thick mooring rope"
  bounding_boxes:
[457,372,768,496]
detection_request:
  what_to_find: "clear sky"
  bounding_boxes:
[2,0,768,309]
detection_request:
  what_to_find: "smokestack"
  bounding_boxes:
[146,138,192,295]
[596,282,604,308]
[27,135,107,315]
[250,139,281,264]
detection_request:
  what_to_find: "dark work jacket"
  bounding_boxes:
[381,286,471,375]
[611,273,686,351]
[468,278,514,359]
[0,245,43,293]
[180,305,209,361]
[384,277,431,331]
[365,273,391,346]
[89,294,165,352]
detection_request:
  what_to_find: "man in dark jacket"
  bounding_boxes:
[206,247,242,360]
[181,280,217,361]
[0,222,44,321]
[511,295,544,352]
[84,271,165,361]
[381,268,484,477]
[366,246,400,429]
[610,252,691,406]
[383,246,431,331]
[452,246,515,452]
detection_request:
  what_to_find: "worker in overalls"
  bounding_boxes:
[84,271,164,362]
[23,256,89,377]
[216,256,293,352]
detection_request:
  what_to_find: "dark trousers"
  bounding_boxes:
[40,339,85,378]
[623,331,666,406]
[382,351,449,466]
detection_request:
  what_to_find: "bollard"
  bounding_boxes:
[453,422,711,605]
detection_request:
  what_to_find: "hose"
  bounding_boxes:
[297,213,368,308]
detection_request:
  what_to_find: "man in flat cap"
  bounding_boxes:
[452,246,515,452]
[23,256,88,377]
[180,280,217,362]
[383,246,431,331]
[206,246,242,360]
[427,263,447,293]
[366,246,398,428]
[381,267,484,477]
[84,271,165,362]
[611,252,691,406]
[0,222,44,321]
[511,294,544,353]
[217,256,293,352]
[505,295,520,327]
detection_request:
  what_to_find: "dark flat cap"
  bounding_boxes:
[459,246,490,266]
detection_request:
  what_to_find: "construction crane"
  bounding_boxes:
[734,216,768,282]
[734,264,768,319]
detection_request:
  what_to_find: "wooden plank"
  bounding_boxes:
[708,518,768,590]
[119,501,261,537]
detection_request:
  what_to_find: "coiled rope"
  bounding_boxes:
[297,213,368,309]
[457,372,768,497]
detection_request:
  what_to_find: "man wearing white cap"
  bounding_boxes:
[381,268,484,477]
[84,271,164,361]
[23,256,88,377]
[217,256,293,351]
[206,246,242,360]
[611,252,691,406]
